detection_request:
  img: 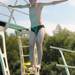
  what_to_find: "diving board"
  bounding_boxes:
[0,21,29,31]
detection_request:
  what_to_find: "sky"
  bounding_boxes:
[0,0,75,35]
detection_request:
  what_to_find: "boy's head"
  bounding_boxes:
[29,0,37,4]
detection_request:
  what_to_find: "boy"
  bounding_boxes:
[9,0,68,70]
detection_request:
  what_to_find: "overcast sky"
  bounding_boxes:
[0,0,75,35]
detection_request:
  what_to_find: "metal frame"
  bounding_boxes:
[50,46,75,75]
[0,26,10,75]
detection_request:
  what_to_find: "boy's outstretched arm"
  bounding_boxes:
[41,0,68,6]
[8,4,30,8]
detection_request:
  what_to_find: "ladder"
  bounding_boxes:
[0,26,10,75]
[17,30,40,75]
[0,21,40,75]
[50,46,75,75]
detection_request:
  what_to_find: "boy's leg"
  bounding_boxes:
[29,31,36,66]
[36,28,45,68]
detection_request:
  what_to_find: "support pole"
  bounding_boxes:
[0,25,10,75]
[58,50,70,75]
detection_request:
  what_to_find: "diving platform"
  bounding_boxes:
[0,21,29,31]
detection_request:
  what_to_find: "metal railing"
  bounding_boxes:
[50,46,75,75]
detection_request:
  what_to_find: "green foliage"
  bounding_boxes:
[5,33,29,75]
[6,34,20,75]
[42,25,75,75]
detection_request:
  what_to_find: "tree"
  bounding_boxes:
[6,34,20,75]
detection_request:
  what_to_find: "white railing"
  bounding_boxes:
[0,27,10,75]
[50,46,75,75]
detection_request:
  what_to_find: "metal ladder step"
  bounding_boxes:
[18,31,40,75]
[22,55,30,57]
[20,46,29,48]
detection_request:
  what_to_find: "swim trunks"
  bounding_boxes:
[0,21,6,27]
[31,25,44,35]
